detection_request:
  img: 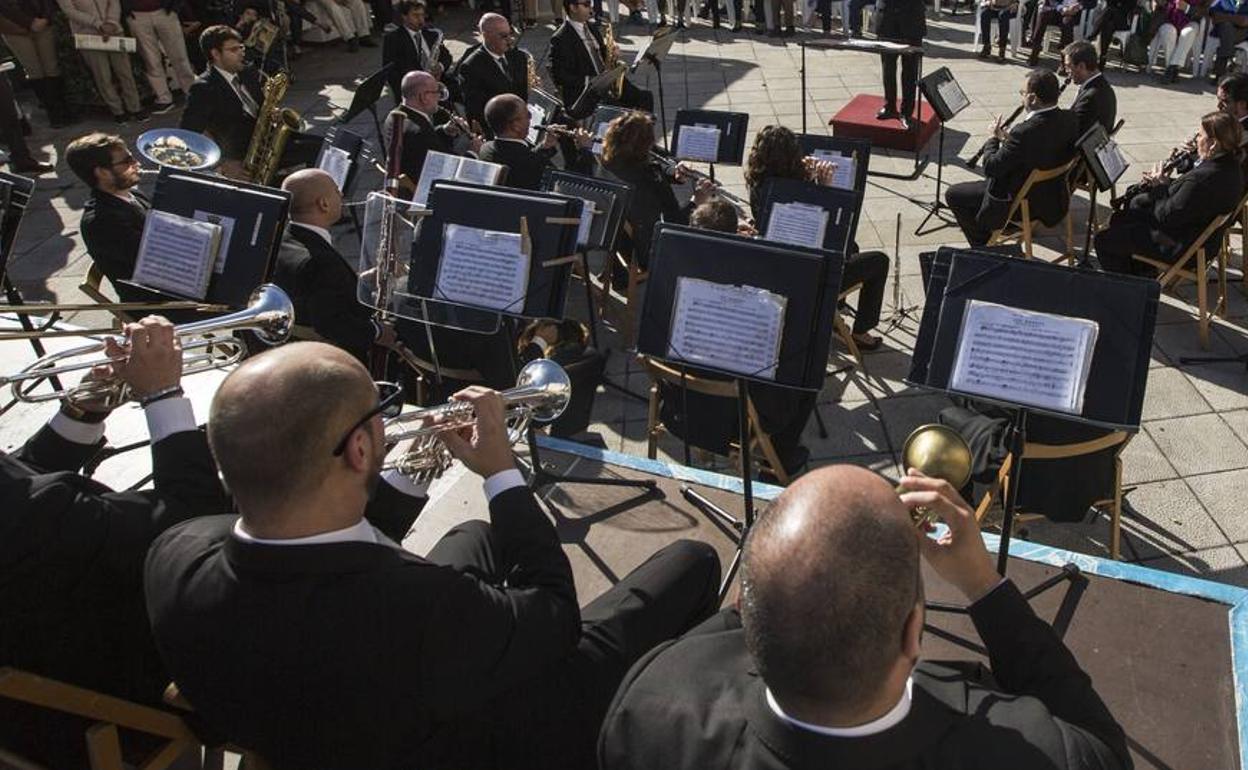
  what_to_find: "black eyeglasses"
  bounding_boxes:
[110,153,137,167]
[332,381,404,456]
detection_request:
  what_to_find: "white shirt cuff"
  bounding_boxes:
[47,411,107,445]
[143,396,197,443]
[382,468,429,498]
[483,468,525,501]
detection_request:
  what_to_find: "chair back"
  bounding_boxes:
[640,356,739,399]
[79,263,138,326]
[1004,157,1080,228]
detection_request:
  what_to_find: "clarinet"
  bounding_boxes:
[967,76,1071,169]
[1111,138,1198,211]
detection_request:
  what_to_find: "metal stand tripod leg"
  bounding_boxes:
[525,426,658,490]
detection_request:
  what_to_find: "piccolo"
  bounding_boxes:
[649,151,755,220]
[534,122,586,140]
[967,76,1071,169]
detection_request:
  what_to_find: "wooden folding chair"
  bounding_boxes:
[986,157,1080,264]
[1132,210,1234,350]
[393,349,484,406]
[640,356,792,485]
[161,682,272,770]
[832,281,865,367]
[973,431,1132,559]
[594,221,647,346]
[0,667,201,770]
[79,263,136,329]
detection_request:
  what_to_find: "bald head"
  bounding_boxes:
[401,70,439,112]
[478,12,512,55]
[741,465,920,713]
[282,168,341,226]
[484,93,527,137]
[208,342,377,521]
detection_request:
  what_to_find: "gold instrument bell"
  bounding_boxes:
[897,424,973,527]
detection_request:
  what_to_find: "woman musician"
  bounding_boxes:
[598,111,715,286]
[1095,111,1244,275]
[743,125,891,351]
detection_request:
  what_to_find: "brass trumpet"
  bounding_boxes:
[897,424,973,526]
[382,359,571,483]
[0,284,294,408]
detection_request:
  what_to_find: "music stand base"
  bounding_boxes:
[524,426,657,491]
[1180,354,1248,370]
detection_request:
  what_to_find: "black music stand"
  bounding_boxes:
[630,27,678,151]
[338,64,393,164]
[569,64,629,121]
[797,133,871,227]
[319,128,367,236]
[914,67,968,236]
[1074,123,1129,261]
[758,178,860,255]
[587,104,632,157]
[637,223,843,599]
[909,248,1158,577]
[671,110,750,188]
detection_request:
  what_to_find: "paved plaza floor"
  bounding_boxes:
[1,3,1245,585]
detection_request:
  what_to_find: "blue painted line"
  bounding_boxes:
[536,434,1248,768]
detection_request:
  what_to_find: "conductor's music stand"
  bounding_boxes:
[914,67,968,236]
[338,64,393,165]
[630,27,678,151]
[637,223,844,599]
[909,248,1158,578]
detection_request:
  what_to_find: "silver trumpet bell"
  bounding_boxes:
[382,359,573,484]
[0,284,294,408]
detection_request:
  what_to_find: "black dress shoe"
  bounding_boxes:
[899,114,913,130]
[876,106,899,120]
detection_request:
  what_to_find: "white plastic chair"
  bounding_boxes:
[973,3,1024,52]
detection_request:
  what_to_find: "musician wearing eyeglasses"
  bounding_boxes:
[144,341,721,770]
[1095,111,1244,276]
[67,131,150,299]
[0,317,229,770]
[457,13,528,132]
[384,70,481,197]
[382,0,452,106]
[1063,42,1116,136]
[181,25,263,173]
[479,94,593,191]
[599,466,1131,770]
[549,0,653,116]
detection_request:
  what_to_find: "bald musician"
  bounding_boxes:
[457,13,529,131]
[479,94,593,190]
[273,169,397,362]
[145,342,721,770]
[384,70,478,193]
[600,466,1131,770]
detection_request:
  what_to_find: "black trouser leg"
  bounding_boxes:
[881,52,899,110]
[946,180,991,246]
[899,50,919,116]
[844,250,889,334]
[1094,211,1163,275]
[979,9,993,42]
[0,74,31,164]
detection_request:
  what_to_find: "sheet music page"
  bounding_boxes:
[950,300,1099,414]
[526,103,547,144]
[764,201,828,249]
[676,124,721,163]
[453,156,504,186]
[132,210,221,299]
[318,145,352,191]
[413,151,462,205]
[809,149,856,190]
[574,198,596,248]
[1095,139,1129,184]
[435,223,529,312]
[591,120,611,156]
[936,77,969,116]
[193,210,236,274]
[667,277,787,380]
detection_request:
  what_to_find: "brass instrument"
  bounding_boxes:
[382,359,571,482]
[600,22,626,100]
[897,424,973,527]
[244,17,281,58]
[0,284,294,407]
[525,49,540,90]
[243,71,301,186]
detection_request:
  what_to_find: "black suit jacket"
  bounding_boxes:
[382,104,454,191]
[459,45,529,130]
[1136,151,1244,254]
[144,483,579,770]
[874,0,926,39]
[600,159,690,269]
[0,421,228,767]
[600,581,1131,770]
[549,20,607,107]
[80,188,149,293]
[181,66,262,161]
[273,223,375,362]
[479,138,557,190]
[1070,74,1117,137]
[382,25,453,103]
[979,107,1080,227]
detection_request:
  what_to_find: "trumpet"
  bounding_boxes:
[382,359,571,483]
[0,284,294,408]
[897,424,973,526]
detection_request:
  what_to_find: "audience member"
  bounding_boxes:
[125,0,198,112]
[0,0,76,126]
[58,0,148,123]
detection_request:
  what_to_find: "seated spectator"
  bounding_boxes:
[57,0,148,123]
[1145,0,1210,83]
[599,465,1132,770]
[0,0,77,127]
[978,0,1018,61]
[306,0,375,51]
[1026,0,1098,69]
[1208,0,1248,82]
[0,70,52,173]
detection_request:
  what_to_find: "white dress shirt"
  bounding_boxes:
[48,396,197,446]
[765,677,914,738]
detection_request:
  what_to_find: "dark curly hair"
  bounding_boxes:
[601,112,655,168]
[744,125,807,193]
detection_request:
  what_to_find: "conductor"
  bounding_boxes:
[874,0,926,129]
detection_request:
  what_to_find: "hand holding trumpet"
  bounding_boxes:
[103,316,184,402]
[898,470,1001,603]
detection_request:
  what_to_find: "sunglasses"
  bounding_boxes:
[332,381,404,456]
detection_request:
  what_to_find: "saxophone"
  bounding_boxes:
[526,50,540,90]
[243,71,301,186]
[600,22,626,100]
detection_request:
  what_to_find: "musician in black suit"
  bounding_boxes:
[145,342,722,770]
[549,0,653,116]
[600,465,1132,770]
[458,13,529,130]
[273,169,398,363]
[1218,72,1248,178]
[0,317,229,770]
[479,94,593,190]
[1096,111,1244,274]
[381,0,452,105]
[383,70,479,193]
[945,69,1079,246]
[67,132,150,298]
[873,0,925,127]
[1064,41,1116,136]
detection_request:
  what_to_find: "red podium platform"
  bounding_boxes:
[831,93,942,153]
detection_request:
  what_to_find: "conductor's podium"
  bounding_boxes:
[410,436,1248,770]
[831,94,942,153]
